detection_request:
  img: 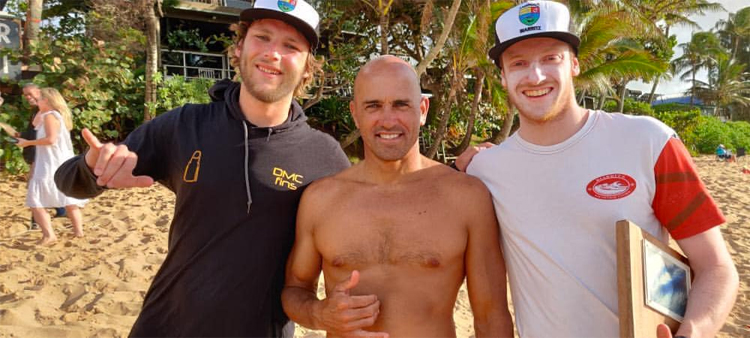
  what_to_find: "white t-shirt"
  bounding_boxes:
[467,110,723,337]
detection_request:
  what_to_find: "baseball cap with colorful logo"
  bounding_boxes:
[240,0,320,51]
[488,1,580,67]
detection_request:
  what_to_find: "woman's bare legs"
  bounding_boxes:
[31,207,56,245]
[65,205,83,237]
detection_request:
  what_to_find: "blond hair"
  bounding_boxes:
[39,88,73,131]
[227,21,324,98]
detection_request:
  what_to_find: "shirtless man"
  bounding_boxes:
[281,56,513,338]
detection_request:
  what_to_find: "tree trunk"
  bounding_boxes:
[415,0,461,78]
[340,129,360,149]
[420,79,443,154]
[597,93,607,110]
[303,72,326,110]
[487,106,515,144]
[143,0,160,121]
[454,71,484,155]
[425,83,457,159]
[690,70,695,108]
[577,89,586,106]
[617,79,628,114]
[648,77,660,104]
[379,6,389,55]
[23,0,43,63]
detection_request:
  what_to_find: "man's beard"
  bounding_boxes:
[239,61,302,103]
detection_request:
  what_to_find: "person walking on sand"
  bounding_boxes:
[17,87,87,245]
[21,83,68,228]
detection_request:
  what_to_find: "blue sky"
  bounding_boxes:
[628,0,747,97]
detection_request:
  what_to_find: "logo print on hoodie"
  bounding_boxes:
[273,167,303,190]
[183,150,202,183]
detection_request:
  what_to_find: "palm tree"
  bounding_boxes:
[621,0,724,37]
[716,7,750,65]
[619,0,725,103]
[451,0,513,153]
[451,3,491,155]
[672,31,724,107]
[644,35,678,103]
[424,0,512,159]
[694,54,750,117]
[571,1,667,110]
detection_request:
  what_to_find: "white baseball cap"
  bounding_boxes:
[240,0,320,51]
[488,1,580,67]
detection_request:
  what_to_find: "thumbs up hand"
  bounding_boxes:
[312,270,388,338]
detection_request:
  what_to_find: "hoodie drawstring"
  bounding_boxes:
[266,128,272,142]
[243,121,252,214]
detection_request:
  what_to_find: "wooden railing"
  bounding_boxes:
[161,49,235,81]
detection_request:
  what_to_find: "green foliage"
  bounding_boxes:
[42,0,88,36]
[606,100,750,156]
[2,0,27,17]
[166,28,210,52]
[727,121,750,151]
[21,29,147,144]
[648,109,750,156]
[162,0,180,9]
[306,97,356,138]
[0,10,147,172]
[694,54,750,116]
[692,116,734,153]
[653,109,702,154]
[653,103,695,113]
[0,106,30,174]
[690,117,750,154]
[150,73,213,116]
[0,83,33,173]
[603,98,654,116]
[0,142,28,174]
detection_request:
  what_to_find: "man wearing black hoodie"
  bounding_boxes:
[54,0,349,336]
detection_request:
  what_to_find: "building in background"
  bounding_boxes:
[160,0,252,81]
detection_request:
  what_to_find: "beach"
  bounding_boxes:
[0,155,747,337]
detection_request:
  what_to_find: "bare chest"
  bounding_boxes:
[315,185,467,270]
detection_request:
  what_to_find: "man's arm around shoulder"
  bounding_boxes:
[461,177,514,337]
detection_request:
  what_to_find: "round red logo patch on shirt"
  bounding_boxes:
[586,174,636,200]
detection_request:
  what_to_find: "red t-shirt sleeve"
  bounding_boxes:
[652,137,725,240]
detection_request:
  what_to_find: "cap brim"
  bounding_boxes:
[489,32,580,68]
[240,8,319,51]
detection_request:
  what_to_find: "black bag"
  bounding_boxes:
[20,125,35,164]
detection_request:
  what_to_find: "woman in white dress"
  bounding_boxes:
[17,87,87,245]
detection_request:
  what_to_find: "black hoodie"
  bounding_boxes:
[55,80,350,337]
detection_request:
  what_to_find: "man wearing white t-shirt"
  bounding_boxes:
[456,1,738,338]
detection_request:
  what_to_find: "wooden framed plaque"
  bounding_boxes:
[616,220,692,338]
